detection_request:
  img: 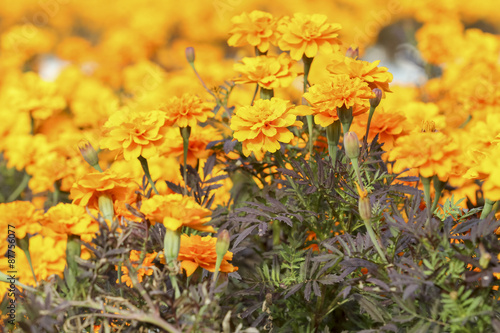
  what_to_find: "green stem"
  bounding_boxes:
[138,155,159,195]
[303,56,314,155]
[169,274,181,299]
[421,176,432,223]
[0,271,38,293]
[180,126,191,195]
[18,237,37,285]
[326,121,341,169]
[7,172,31,202]
[250,84,259,105]
[431,176,446,212]
[364,105,376,145]
[480,199,496,219]
[351,158,363,187]
[363,218,388,264]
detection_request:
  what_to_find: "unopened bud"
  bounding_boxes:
[344,132,360,160]
[185,47,195,63]
[164,229,181,265]
[359,196,372,221]
[346,46,359,59]
[370,88,383,108]
[78,140,99,168]
[216,229,230,258]
[98,194,114,221]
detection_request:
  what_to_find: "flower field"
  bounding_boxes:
[1,0,500,332]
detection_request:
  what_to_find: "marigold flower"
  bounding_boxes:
[467,144,500,201]
[70,169,138,212]
[116,250,157,287]
[158,93,214,128]
[228,10,280,53]
[388,131,460,181]
[230,98,302,156]
[177,234,238,277]
[101,109,169,161]
[0,201,42,242]
[41,203,99,242]
[277,13,342,60]
[140,194,214,232]
[327,53,393,93]
[303,74,375,127]
[233,53,297,89]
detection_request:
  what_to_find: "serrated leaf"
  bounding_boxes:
[304,282,312,301]
[318,274,342,285]
[233,225,258,248]
[359,296,386,323]
[312,281,321,297]
[284,283,304,299]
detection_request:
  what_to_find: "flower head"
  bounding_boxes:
[0,201,42,255]
[70,169,137,212]
[303,74,375,127]
[158,93,213,128]
[228,10,280,53]
[101,109,168,161]
[278,13,342,60]
[141,194,214,232]
[230,98,302,156]
[177,234,238,277]
[327,53,393,93]
[233,53,297,89]
[41,203,99,242]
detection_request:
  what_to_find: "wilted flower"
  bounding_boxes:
[278,13,342,60]
[233,53,297,89]
[140,194,214,232]
[177,234,238,277]
[230,98,302,156]
[228,10,280,53]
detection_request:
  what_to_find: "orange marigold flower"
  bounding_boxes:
[388,131,460,182]
[468,144,500,201]
[303,74,375,127]
[0,201,42,242]
[140,194,214,232]
[228,10,280,53]
[233,53,297,89]
[41,203,99,242]
[158,93,214,128]
[116,250,157,287]
[278,13,342,60]
[70,169,138,211]
[101,109,169,161]
[177,234,238,277]
[230,98,302,157]
[350,106,407,151]
[327,53,393,93]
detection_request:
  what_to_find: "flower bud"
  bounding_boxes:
[359,196,372,221]
[346,46,359,59]
[185,47,195,63]
[78,140,99,168]
[370,88,383,108]
[216,229,230,259]
[98,194,114,221]
[344,131,360,160]
[164,228,181,265]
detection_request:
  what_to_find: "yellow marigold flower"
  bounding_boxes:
[388,131,459,181]
[70,169,138,212]
[326,53,393,93]
[230,98,301,157]
[161,125,223,166]
[116,250,156,287]
[158,93,214,128]
[278,13,342,60]
[467,144,500,201]
[177,234,238,277]
[8,72,66,120]
[141,194,214,232]
[101,109,168,161]
[233,53,298,89]
[0,201,42,255]
[228,10,280,53]
[41,203,99,242]
[303,74,375,127]
[415,20,464,65]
